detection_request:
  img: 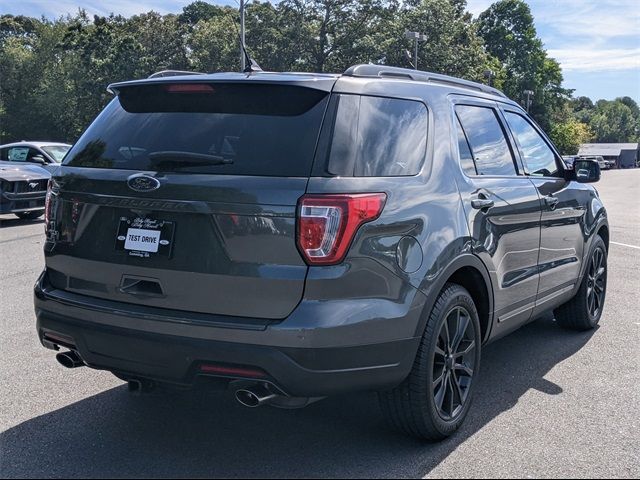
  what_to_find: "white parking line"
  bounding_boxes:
[610,241,640,250]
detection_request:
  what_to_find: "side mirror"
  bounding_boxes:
[569,159,600,183]
[30,155,47,165]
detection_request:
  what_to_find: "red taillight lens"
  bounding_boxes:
[297,193,386,265]
[163,83,215,94]
[44,179,53,232]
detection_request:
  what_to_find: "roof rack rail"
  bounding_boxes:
[343,64,507,98]
[147,70,206,79]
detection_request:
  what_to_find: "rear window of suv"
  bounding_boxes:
[63,83,329,177]
[314,94,428,177]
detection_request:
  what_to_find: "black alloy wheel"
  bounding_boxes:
[433,306,476,421]
[586,246,606,319]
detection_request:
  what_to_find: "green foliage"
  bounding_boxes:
[550,119,593,155]
[477,0,572,130]
[587,100,639,143]
[0,2,637,146]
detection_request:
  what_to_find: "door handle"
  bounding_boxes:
[471,198,495,210]
[544,196,559,209]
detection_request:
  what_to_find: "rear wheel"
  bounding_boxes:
[379,283,481,441]
[15,210,44,220]
[555,235,607,331]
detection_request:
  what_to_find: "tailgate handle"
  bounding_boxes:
[118,276,165,298]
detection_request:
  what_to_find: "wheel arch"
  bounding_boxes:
[597,223,609,251]
[417,254,494,344]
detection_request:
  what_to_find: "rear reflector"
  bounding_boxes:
[43,331,75,347]
[199,364,267,379]
[163,84,215,94]
[297,193,386,265]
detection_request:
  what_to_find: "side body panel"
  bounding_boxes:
[306,78,489,343]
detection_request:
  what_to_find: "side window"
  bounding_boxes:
[455,114,477,175]
[325,94,428,177]
[504,112,560,177]
[455,105,517,176]
[0,148,7,161]
[7,147,30,162]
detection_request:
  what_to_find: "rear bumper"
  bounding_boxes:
[34,271,423,397]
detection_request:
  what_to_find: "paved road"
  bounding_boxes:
[1,170,639,478]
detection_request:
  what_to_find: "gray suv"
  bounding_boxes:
[34,65,608,440]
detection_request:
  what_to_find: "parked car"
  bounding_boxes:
[0,141,71,174]
[0,161,50,219]
[579,155,608,170]
[34,65,609,441]
[562,155,578,167]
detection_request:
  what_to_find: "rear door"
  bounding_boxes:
[501,108,586,307]
[452,100,542,331]
[46,80,334,320]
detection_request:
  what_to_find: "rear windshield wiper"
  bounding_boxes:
[148,151,234,169]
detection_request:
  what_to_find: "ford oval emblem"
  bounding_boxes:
[127,174,160,193]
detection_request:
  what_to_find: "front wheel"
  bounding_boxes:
[555,235,607,331]
[379,283,481,441]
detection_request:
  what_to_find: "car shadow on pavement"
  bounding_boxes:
[0,314,595,478]
[0,216,44,228]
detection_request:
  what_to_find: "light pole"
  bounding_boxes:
[405,31,427,70]
[484,69,494,87]
[524,90,534,112]
[239,0,246,71]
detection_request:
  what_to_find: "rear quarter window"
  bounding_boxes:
[314,94,428,177]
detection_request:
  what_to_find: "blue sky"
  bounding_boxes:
[1,0,638,102]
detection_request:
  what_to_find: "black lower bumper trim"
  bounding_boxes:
[36,310,419,398]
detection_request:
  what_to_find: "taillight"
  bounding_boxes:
[44,179,53,231]
[297,193,386,265]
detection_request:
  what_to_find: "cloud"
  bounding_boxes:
[466,0,640,73]
[534,0,639,40]
[548,47,640,72]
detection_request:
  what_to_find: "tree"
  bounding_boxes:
[179,1,225,25]
[588,100,638,143]
[477,0,571,130]
[187,7,239,72]
[550,119,592,155]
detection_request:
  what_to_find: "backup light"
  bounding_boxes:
[297,193,386,265]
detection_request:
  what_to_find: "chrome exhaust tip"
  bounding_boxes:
[55,350,84,369]
[235,385,277,408]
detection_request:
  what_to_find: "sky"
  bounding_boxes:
[1,0,639,102]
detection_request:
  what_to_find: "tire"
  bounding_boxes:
[555,235,607,331]
[379,283,482,441]
[15,210,44,220]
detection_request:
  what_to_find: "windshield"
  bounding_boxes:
[64,83,330,176]
[42,145,70,162]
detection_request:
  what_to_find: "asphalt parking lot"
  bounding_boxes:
[1,169,638,478]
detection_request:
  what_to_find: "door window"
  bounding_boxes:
[7,147,30,162]
[455,105,517,176]
[455,115,477,176]
[504,112,560,177]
